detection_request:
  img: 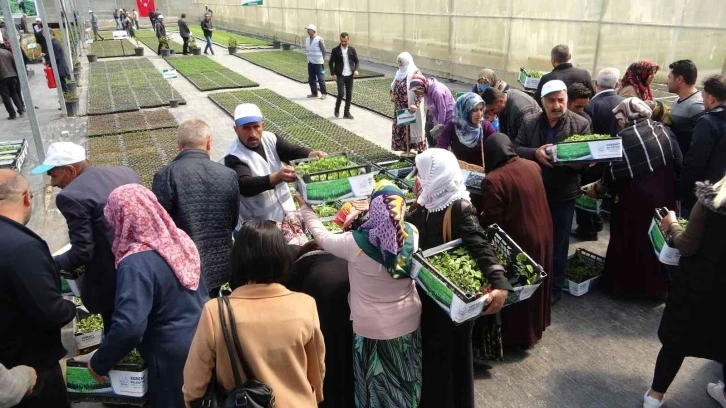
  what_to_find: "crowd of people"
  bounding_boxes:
[0,21,724,408]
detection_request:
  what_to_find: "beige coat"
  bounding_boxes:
[183,284,325,407]
[617,85,639,99]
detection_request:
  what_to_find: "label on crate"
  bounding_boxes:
[575,195,601,213]
[162,69,178,80]
[553,139,622,163]
[112,31,128,40]
[648,218,681,266]
[348,173,375,198]
[109,368,148,397]
[396,109,416,126]
[75,329,103,349]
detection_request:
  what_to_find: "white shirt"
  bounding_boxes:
[592,89,616,99]
[341,46,352,77]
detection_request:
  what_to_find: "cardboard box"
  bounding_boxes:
[66,351,148,398]
[292,154,375,204]
[648,211,681,266]
[549,137,623,164]
[411,225,546,323]
[517,69,546,89]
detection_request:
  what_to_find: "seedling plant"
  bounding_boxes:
[189,26,271,47]
[164,56,258,91]
[236,51,384,83]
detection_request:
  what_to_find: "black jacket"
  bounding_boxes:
[178,18,190,38]
[0,216,76,369]
[514,110,592,203]
[201,19,213,37]
[406,199,512,291]
[54,166,141,315]
[584,90,624,136]
[534,63,596,104]
[328,44,359,77]
[152,149,240,290]
[678,104,726,205]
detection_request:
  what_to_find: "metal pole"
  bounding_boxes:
[54,0,75,81]
[0,0,45,161]
[36,0,68,115]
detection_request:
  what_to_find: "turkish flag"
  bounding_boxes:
[136,0,155,17]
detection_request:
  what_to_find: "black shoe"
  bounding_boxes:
[570,228,597,241]
[344,113,354,119]
[7,116,16,120]
[18,110,25,117]
[334,109,339,118]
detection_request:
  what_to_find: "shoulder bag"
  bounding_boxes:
[190,294,275,408]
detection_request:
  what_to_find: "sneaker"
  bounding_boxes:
[7,116,16,120]
[344,113,354,120]
[18,110,25,117]
[643,390,664,408]
[320,94,327,100]
[307,94,318,98]
[334,110,339,118]
[707,382,726,407]
[570,228,597,241]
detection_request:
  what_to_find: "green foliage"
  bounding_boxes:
[118,349,144,366]
[556,143,592,160]
[512,252,538,285]
[66,367,110,392]
[90,39,137,58]
[306,179,352,201]
[564,134,612,142]
[135,30,183,54]
[64,265,86,279]
[295,156,353,176]
[189,26,271,47]
[428,247,486,296]
[237,51,384,84]
[328,78,395,119]
[76,314,104,334]
[312,204,338,217]
[528,70,544,79]
[164,56,258,91]
[404,191,416,201]
[228,38,238,47]
[322,221,342,232]
[566,251,602,283]
[386,161,414,170]
[677,219,688,228]
[374,172,395,182]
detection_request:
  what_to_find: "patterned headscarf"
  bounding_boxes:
[612,97,653,124]
[620,60,659,101]
[104,184,201,290]
[415,148,470,212]
[477,69,508,93]
[353,181,416,277]
[409,73,427,92]
[454,92,485,148]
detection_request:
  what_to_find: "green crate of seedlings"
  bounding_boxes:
[74,313,104,353]
[311,203,339,222]
[66,349,148,402]
[648,207,684,266]
[60,265,86,297]
[549,134,623,164]
[411,224,545,323]
[291,153,374,204]
[517,68,546,89]
[0,139,28,171]
[565,248,604,296]
[373,157,415,179]
[574,194,602,214]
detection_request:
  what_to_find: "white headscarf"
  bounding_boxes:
[391,52,418,90]
[415,148,470,212]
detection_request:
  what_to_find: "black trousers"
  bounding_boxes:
[334,75,353,113]
[182,36,189,55]
[651,345,726,393]
[0,77,24,117]
[16,363,69,408]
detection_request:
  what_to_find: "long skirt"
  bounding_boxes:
[353,328,422,408]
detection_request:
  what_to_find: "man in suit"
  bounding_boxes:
[178,13,191,55]
[585,67,624,136]
[31,142,140,331]
[329,32,359,119]
[534,44,596,105]
[0,169,76,407]
[152,120,240,297]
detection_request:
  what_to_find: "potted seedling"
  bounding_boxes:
[159,36,171,57]
[565,248,604,296]
[189,37,201,55]
[282,42,291,50]
[67,80,78,93]
[64,91,79,117]
[272,35,281,49]
[87,53,98,63]
[133,37,144,56]
[228,38,238,54]
[169,88,179,108]
[66,349,148,398]
[74,313,104,353]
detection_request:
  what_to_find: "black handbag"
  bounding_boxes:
[191,294,275,408]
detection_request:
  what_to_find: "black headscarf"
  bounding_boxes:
[484,132,517,173]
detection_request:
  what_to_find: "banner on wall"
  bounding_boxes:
[241,0,263,5]
[136,0,156,17]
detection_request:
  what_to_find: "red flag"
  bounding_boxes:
[136,0,155,18]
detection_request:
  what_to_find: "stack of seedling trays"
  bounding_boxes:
[411,224,546,323]
[549,134,623,164]
[291,153,374,204]
[565,248,604,296]
[0,140,28,172]
[66,349,148,405]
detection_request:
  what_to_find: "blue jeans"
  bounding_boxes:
[307,62,327,96]
[549,198,576,293]
[204,35,214,54]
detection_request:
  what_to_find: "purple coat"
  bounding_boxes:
[426,77,454,126]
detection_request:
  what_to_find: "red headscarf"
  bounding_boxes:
[104,184,201,290]
[620,60,659,101]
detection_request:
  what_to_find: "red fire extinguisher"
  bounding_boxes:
[44,65,57,89]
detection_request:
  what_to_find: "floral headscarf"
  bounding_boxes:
[104,184,201,290]
[352,181,418,278]
[409,73,427,92]
[620,60,659,101]
[454,92,485,148]
[415,148,470,212]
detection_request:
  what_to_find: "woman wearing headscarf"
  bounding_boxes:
[406,148,512,408]
[471,68,509,97]
[391,52,427,153]
[409,74,455,129]
[436,92,497,168]
[618,60,660,100]
[479,133,553,349]
[298,180,423,407]
[87,185,207,408]
[588,98,677,299]
[286,242,355,408]
[642,175,726,408]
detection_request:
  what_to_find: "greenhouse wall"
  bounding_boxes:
[75,0,726,81]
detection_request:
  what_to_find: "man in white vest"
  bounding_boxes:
[305,24,328,100]
[224,104,327,225]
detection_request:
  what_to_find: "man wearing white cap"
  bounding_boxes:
[32,18,48,64]
[305,24,327,99]
[514,79,591,303]
[31,142,141,330]
[89,10,103,41]
[224,104,326,224]
[155,14,166,55]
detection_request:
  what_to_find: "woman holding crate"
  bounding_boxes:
[297,180,423,407]
[406,148,512,408]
